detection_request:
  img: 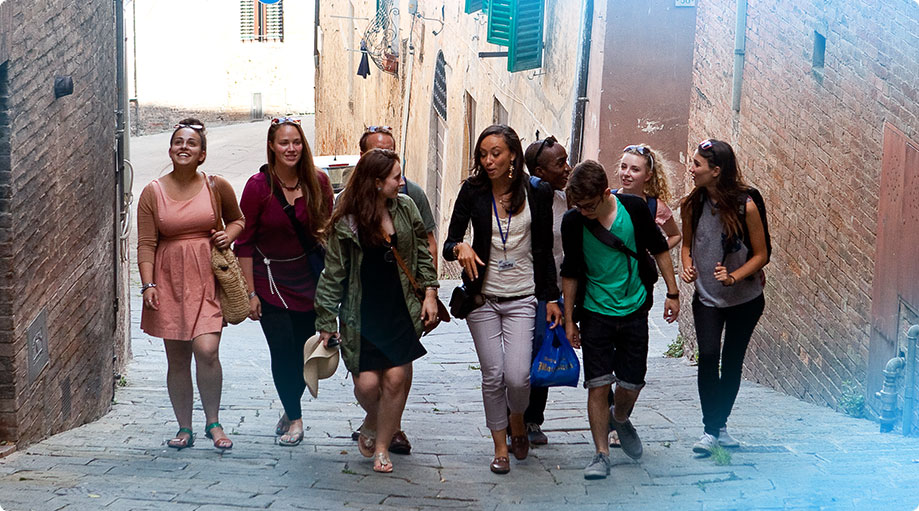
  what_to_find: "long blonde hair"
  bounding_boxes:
[622,144,671,204]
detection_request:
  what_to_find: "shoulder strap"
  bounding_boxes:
[584,218,640,261]
[382,229,422,296]
[647,196,657,219]
[269,178,318,253]
[205,175,225,231]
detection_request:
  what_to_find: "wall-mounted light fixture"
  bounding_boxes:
[53,76,73,99]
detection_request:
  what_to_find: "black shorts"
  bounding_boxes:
[579,305,650,390]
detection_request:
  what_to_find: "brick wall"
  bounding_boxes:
[0,0,119,446]
[682,0,919,412]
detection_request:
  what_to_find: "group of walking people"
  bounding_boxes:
[137,118,768,479]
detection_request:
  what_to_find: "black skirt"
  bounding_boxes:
[358,232,426,372]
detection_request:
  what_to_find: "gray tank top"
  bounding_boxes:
[692,197,764,308]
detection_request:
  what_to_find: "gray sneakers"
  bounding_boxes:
[609,417,643,460]
[583,452,611,480]
[717,427,740,447]
[526,423,548,445]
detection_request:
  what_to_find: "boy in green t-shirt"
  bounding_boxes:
[560,160,681,480]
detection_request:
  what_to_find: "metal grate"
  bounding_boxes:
[433,52,447,120]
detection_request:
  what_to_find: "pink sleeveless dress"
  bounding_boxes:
[140,178,223,340]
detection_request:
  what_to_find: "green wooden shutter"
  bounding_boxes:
[465,0,484,13]
[508,0,543,72]
[487,0,512,46]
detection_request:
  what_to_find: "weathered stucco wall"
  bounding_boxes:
[316,0,582,271]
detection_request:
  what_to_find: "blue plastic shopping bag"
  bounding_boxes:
[529,322,580,387]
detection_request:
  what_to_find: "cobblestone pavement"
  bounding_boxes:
[2,122,919,510]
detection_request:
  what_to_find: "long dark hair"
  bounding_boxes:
[330,149,400,246]
[266,120,329,240]
[467,124,527,213]
[680,139,747,238]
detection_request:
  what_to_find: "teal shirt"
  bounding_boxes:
[583,196,647,316]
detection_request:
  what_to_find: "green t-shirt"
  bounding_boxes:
[582,196,647,316]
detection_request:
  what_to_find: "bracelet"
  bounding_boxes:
[140,283,156,294]
[727,275,736,286]
[665,292,679,299]
[548,299,559,304]
[248,291,257,299]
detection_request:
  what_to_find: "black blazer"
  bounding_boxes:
[443,178,560,302]
[560,192,668,318]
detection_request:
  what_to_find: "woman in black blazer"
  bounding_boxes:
[443,124,561,474]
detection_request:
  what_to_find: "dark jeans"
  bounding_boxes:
[693,293,765,436]
[524,386,549,425]
[259,299,317,422]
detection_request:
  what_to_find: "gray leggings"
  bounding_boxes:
[466,296,537,430]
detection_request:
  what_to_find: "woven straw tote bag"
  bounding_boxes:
[206,176,249,325]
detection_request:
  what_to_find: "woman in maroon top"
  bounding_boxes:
[235,117,334,446]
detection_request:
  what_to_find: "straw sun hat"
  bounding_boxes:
[302,333,340,398]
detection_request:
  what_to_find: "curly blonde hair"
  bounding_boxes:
[622,144,671,204]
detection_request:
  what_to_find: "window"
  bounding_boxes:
[463,92,477,179]
[485,0,545,72]
[433,52,447,120]
[812,30,826,73]
[493,97,508,125]
[465,0,484,13]
[240,1,284,43]
[507,0,544,72]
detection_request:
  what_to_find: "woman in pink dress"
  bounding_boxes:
[137,119,245,450]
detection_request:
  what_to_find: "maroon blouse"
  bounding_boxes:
[234,170,334,312]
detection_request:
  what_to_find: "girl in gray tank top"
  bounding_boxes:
[679,139,769,457]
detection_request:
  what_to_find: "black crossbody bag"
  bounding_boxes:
[263,168,326,280]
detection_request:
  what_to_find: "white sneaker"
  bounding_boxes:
[692,433,718,455]
[717,427,740,448]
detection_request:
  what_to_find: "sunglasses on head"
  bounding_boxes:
[623,144,654,169]
[534,136,558,164]
[272,117,301,125]
[365,125,393,135]
[698,139,714,151]
[174,123,203,130]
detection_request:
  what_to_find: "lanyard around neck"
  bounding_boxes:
[491,195,512,256]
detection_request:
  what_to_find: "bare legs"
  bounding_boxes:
[353,364,411,470]
[163,332,229,446]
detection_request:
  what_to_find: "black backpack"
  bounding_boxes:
[691,186,772,267]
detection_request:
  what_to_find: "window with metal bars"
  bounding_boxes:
[433,52,447,120]
[240,0,284,43]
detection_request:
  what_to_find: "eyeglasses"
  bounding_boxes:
[365,125,393,134]
[698,139,714,151]
[174,123,203,130]
[623,144,654,170]
[574,196,603,213]
[533,136,558,164]
[272,117,301,125]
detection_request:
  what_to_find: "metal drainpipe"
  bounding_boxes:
[731,0,747,112]
[568,0,593,164]
[398,13,417,164]
[903,325,919,435]
[877,355,906,432]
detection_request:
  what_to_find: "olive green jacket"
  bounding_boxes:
[314,194,439,373]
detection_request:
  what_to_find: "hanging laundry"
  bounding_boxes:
[357,40,371,79]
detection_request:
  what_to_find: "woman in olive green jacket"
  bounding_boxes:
[315,149,439,473]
